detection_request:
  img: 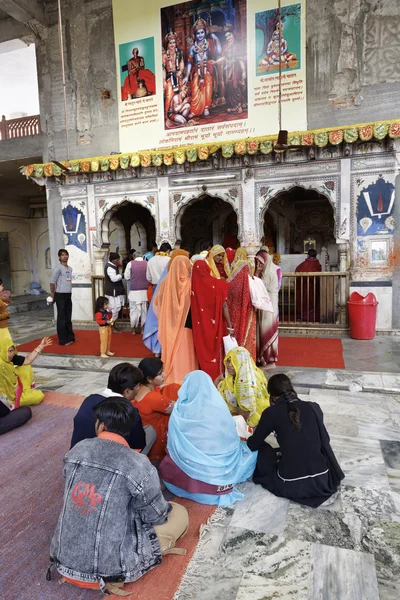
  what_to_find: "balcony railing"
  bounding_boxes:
[279,272,349,327]
[0,114,41,140]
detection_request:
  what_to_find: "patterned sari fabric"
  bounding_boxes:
[191,260,229,381]
[255,250,279,365]
[218,346,270,427]
[207,245,231,279]
[227,261,256,361]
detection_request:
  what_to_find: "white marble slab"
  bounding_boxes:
[357,416,400,442]
[330,435,389,490]
[308,543,380,600]
[382,374,400,393]
[230,481,289,535]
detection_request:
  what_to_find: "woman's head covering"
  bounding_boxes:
[0,338,18,402]
[255,249,273,273]
[219,346,269,427]
[167,370,257,487]
[225,248,236,264]
[207,245,230,279]
[154,256,192,379]
[168,248,190,271]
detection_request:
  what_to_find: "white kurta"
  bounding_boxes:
[105,265,125,321]
[124,258,148,328]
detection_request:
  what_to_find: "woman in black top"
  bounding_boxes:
[247,373,344,507]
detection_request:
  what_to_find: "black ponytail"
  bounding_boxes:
[268,374,302,432]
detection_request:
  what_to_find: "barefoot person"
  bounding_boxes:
[0,337,52,406]
[94,296,115,359]
[50,249,75,346]
[49,398,189,594]
[104,252,125,333]
[255,249,279,367]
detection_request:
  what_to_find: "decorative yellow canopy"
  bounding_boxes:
[21,119,400,178]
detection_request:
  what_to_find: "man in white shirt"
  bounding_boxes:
[146,242,172,301]
[104,252,125,331]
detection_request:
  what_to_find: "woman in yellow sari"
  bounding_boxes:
[216,346,269,427]
[207,245,231,279]
[0,336,52,406]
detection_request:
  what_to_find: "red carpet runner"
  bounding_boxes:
[18,332,345,368]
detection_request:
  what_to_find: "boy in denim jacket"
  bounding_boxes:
[48,398,188,594]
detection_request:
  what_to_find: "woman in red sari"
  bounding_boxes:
[227,260,256,361]
[191,260,233,380]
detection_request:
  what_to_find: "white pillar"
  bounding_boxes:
[339,158,351,241]
[241,168,258,247]
[157,176,171,245]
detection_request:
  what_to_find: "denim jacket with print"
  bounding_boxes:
[49,437,171,585]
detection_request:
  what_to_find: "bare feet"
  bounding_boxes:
[132,329,136,336]
[106,351,115,356]
[100,354,109,359]
[65,341,74,346]
[264,363,276,370]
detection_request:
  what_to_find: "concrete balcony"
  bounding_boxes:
[0,114,43,162]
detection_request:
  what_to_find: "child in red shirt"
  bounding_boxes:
[95,296,115,358]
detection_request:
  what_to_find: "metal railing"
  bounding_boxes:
[0,114,41,140]
[279,272,349,327]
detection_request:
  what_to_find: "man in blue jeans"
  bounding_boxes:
[50,249,75,346]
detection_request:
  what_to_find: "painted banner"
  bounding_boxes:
[112,0,307,153]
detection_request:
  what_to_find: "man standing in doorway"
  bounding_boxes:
[146,242,171,301]
[104,252,126,332]
[295,249,322,322]
[50,249,75,346]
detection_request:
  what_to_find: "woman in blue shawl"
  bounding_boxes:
[159,371,257,506]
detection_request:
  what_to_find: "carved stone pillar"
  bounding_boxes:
[392,143,400,328]
[338,243,349,325]
[93,249,107,275]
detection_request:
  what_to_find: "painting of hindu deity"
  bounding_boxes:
[160,0,247,130]
[62,204,87,253]
[255,3,301,76]
[119,37,156,101]
[357,175,395,236]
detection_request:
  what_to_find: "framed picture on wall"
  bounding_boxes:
[369,238,389,264]
[303,239,316,253]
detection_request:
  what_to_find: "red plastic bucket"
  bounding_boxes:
[347,292,378,340]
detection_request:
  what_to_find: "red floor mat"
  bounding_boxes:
[278,336,345,369]
[17,330,153,358]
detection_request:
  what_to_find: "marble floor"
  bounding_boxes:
[7,311,400,598]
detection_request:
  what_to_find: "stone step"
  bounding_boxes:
[8,294,48,314]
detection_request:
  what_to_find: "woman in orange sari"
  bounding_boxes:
[133,357,179,461]
[154,255,198,384]
[227,259,256,361]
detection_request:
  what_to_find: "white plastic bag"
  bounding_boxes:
[223,335,238,355]
[233,415,254,440]
[248,276,274,312]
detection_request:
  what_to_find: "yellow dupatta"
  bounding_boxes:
[0,337,18,401]
[232,247,254,275]
[207,245,231,279]
[218,346,270,427]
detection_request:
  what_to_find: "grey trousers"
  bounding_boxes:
[142,425,157,456]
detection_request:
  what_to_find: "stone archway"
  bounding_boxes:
[101,201,156,256]
[175,193,240,254]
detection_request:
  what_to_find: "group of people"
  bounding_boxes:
[0,241,345,594]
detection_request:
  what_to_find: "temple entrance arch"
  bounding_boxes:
[261,186,338,270]
[175,193,239,254]
[101,201,156,257]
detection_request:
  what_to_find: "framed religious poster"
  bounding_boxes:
[303,238,316,253]
[369,238,389,264]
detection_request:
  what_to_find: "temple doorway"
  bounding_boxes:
[176,194,239,254]
[101,201,156,257]
[263,187,348,327]
[263,186,337,270]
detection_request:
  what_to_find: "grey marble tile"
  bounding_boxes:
[330,435,389,490]
[337,390,384,406]
[361,521,400,600]
[382,374,400,393]
[380,441,400,469]
[308,543,380,600]
[284,500,354,550]
[230,481,289,535]
[356,416,400,442]
[323,413,359,437]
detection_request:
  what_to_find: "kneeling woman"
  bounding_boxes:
[247,374,344,507]
[133,358,179,461]
[160,371,257,506]
[0,337,52,406]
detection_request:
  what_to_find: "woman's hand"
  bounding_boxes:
[38,337,53,351]
[214,374,224,387]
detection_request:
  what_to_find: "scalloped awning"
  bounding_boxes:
[20,119,400,178]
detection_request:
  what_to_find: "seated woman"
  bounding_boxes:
[159,371,257,506]
[247,373,344,507]
[0,393,32,436]
[133,358,179,461]
[216,346,269,427]
[0,337,52,407]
